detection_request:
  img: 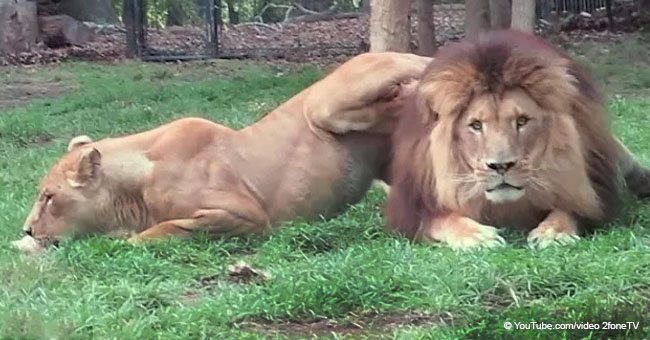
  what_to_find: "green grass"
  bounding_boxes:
[0,37,649,339]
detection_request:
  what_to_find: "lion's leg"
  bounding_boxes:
[416,213,506,251]
[127,195,270,243]
[527,209,580,249]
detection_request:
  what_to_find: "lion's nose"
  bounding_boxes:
[486,161,517,175]
[24,228,33,237]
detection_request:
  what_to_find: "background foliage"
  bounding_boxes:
[109,0,365,28]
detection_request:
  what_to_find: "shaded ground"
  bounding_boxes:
[568,35,650,98]
[237,312,455,338]
[2,32,648,112]
[0,67,73,111]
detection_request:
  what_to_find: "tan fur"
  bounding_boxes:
[384,30,650,251]
[15,52,432,249]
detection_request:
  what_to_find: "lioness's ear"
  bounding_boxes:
[67,135,93,152]
[66,147,102,188]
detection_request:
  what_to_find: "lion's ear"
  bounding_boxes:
[66,147,102,188]
[67,135,93,152]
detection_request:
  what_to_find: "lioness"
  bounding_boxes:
[13,52,432,254]
[384,30,650,251]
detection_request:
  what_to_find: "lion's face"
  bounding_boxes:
[453,89,551,203]
[21,145,106,243]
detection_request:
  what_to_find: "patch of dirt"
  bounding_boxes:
[0,74,70,111]
[0,132,56,147]
[226,261,271,284]
[178,290,202,306]
[196,261,270,288]
[237,312,456,337]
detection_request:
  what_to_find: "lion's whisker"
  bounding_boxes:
[450,174,480,183]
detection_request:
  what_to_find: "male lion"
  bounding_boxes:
[384,30,650,251]
[13,52,432,254]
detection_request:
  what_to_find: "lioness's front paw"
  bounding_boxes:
[127,235,143,244]
[425,216,506,252]
[11,236,46,256]
[527,224,580,249]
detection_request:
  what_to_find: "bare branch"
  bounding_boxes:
[292,2,319,15]
[287,12,361,23]
[292,3,338,15]
[253,3,294,23]
[234,22,279,32]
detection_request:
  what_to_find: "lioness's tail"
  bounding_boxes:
[617,138,650,199]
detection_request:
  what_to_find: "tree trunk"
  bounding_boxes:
[226,0,240,24]
[489,0,511,29]
[166,1,185,26]
[123,0,145,58]
[0,0,39,55]
[641,0,650,12]
[465,0,490,39]
[58,0,117,24]
[511,0,535,33]
[369,0,411,52]
[416,0,436,56]
[361,0,370,13]
[38,15,96,48]
[639,0,650,30]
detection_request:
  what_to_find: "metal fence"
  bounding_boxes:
[122,1,469,62]
[123,0,220,61]
[549,0,610,13]
[122,0,630,63]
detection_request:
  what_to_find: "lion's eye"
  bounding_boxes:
[469,120,483,132]
[516,116,530,128]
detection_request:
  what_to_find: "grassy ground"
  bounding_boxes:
[0,35,649,339]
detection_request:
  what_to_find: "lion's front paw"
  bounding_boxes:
[527,223,580,249]
[424,215,506,252]
[527,209,580,249]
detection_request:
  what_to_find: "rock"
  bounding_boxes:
[38,14,96,48]
[0,0,39,55]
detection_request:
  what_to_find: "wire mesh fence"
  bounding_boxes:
[120,0,635,63]
[123,0,220,61]
[122,0,468,62]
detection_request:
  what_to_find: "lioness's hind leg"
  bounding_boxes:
[527,209,580,249]
[417,213,506,252]
[128,218,197,242]
[128,196,271,243]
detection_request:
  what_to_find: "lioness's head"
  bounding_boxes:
[21,135,106,243]
[386,30,620,234]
